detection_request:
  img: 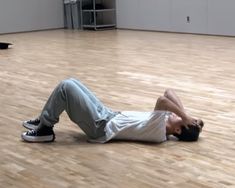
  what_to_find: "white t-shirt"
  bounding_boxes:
[89,111,170,143]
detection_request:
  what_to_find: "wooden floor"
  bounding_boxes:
[0,29,235,188]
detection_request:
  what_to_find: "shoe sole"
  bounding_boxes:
[22,121,38,130]
[21,132,55,142]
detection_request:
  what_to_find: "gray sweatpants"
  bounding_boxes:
[39,78,116,139]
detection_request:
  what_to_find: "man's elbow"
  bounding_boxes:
[156,96,168,110]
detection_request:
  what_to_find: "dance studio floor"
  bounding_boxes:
[0,29,235,188]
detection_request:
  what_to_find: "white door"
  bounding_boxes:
[208,0,235,36]
[116,0,139,29]
[171,0,208,34]
[138,0,171,31]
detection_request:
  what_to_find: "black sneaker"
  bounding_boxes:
[21,127,55,142]
[22,118,40,130]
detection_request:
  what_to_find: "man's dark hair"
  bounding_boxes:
[173,120,204,142]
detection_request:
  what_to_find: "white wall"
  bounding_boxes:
[208,0,235,36]
[116,0,235,36]
[117,0,171,31]
[0,0,64,34]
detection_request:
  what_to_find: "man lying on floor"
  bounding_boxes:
[21,78,204,143]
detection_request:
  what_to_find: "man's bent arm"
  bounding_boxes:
[155,96,186,120]
[154,96,195,127]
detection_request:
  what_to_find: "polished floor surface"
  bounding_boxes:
[0,29,235,188]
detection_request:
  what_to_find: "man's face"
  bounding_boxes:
[175,119,204,135]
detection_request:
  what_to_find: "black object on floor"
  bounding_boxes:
[0,42,12,49]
